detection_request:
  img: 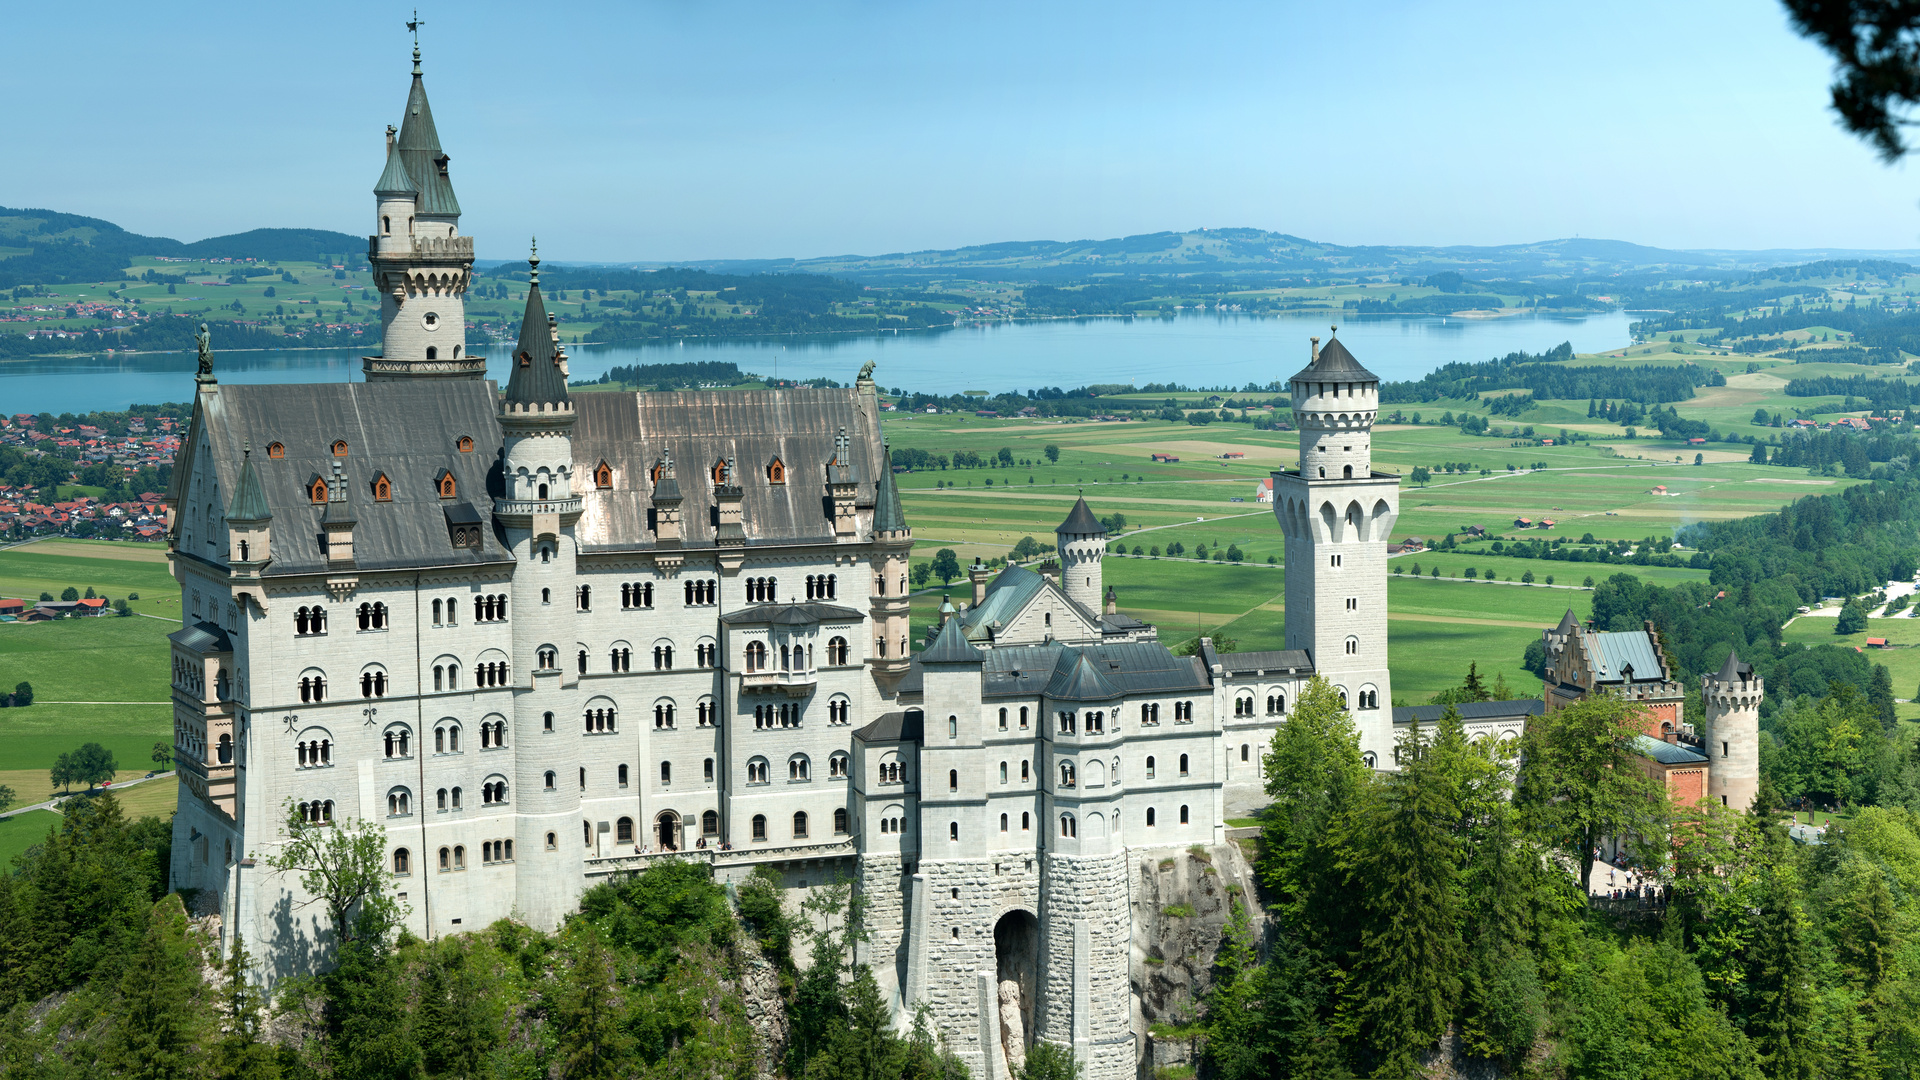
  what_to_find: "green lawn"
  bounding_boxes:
[0,809,60,869]
[1781,616,1920,699]
[0,540,178,616]
[0,614,174,775]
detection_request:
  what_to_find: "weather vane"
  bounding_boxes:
[407,11,425,46]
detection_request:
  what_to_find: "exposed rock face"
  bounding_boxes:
[736,952,790,1080]
[1129,841,1269,1068]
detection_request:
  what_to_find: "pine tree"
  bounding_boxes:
[326,928,422,1080]
[108,893,207,1080]
[415,939,495,1079]
[1460,662,1490,702]
[1742,841,1817,1080]
[215,933,279,1080]
[553,928,631,1080]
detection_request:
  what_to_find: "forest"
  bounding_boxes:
[1377,343,1721,405]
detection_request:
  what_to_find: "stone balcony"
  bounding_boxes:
[741,669,818,697]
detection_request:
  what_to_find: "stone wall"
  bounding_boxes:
[1041,850,1134,1080]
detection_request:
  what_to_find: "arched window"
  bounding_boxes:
[1059,761,1076,788]
[746,641,767,671]
[331,440,348,457]
[1059,814,1076,838]
[660,760,671,786]
[702,810,719,836]
[544,770,556,790]
[751,814,768,841]
[827,637,849,665]
[833,808,849,835]
[1145,755,1156,778]
[1235,692,1254,717]
[426,346,438,360]
[768,458,785,483]
[1179,753,1189,776]
[439,846,451,871]
[792,755,812,782]
[830,752,849,778]
[387,788,411,816]
[372,474,392,501]
[308,477,327,504]
[747,757,769,785]
[1180,804,1190,824]
[457,435,474,453]
[949,821,959,841]
[392,848,410,874]
[948,768,958,791]
[1000,813,1009,832]
[266,441,285,459]
[616,817,634,844]
[1147,807,1157,827]
[438,472,457,499]
[793,811,809,839]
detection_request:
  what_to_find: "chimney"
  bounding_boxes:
[1104,585,1118,616]
[970,557,991,607]
[1310,335,1320,364]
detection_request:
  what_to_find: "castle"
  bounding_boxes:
[161,44,1752,1080]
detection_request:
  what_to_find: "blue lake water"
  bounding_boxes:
[0,309,1639,414]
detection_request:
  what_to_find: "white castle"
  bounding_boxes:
[165,47,1407,1080]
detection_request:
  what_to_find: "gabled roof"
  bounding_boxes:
[1589,629,1665,683]
[169,620,233,654]
[1288,334,1378,384]
[1057,495,1105,537]
[958,563,1048,640]
[394,55,460,216]
[855,709,923,744]
[1631,734,1709,766]
[922,617,984,665]
[718,601,863,627]
[1392,698,1544,726]
[226,449,270,523]
[502,256,570,409]
[1046,651,1123,701]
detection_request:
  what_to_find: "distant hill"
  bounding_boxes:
[0,206,359,287]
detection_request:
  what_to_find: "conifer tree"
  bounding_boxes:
[108,893,207,1080]
[553,927,630,1080]
[415,939,495,1079]
[215,933,279,1080]
[1258,677,1370,942]
[1742,839,1817,1080]
[1513,694,1668,893]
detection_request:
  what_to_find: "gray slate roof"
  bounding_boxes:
[855,710,923,744]
[1057,496,1106,537]
[169,620,234,654]
[1217,648,1314,675]
[503,263,570,408]
[718,602,864,627]
[373,145,417,196]
[190,381,511,576]
[872,453,908,534]
[962,640,1208,700]
[922,618,984,664]
[226,450,270,523]
[395,64,460,216]
[1713,650,1754,683]
[571,387,885,552]
[958,564,1047,641]
[1631,734,1709,766]
[1392,698,1544,726]
[1289,335,1378,384]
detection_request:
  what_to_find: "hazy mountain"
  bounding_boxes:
[0,206,360,287]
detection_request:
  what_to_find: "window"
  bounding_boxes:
[949,769,958,791]
[1021,811,1030,831]
[544,711,554,731]
[426,346,438,360]
[747,758,770,784]
[704,757,715,782]
[1268,692,1285,716]
[660,761,671,786]
[439,846,451,871]
[1179,753,1189,776]
[544,771,556,790]
[308,476,328,504]
[830,752,849,778]
[746,577,778,603]
[1021,760,1029,783]
[391,846,414,875]
[793,812,809,839]
[792,755,812,782]
[697,641,716,668]
[331,440,348,457]
[1345,636,1358,656]
[746,641,768,671]
[265,441,285,459]
[617,817,634,843]
[1235,693,1254,718]
[827,697,850,725]
[1000,813,1009,832]
[481,780,507,806]
[295,737,331,768]
[595,461,612,489]
[998,708,1008,731]
[654,701,675,728]
[1147,807,1158,827]
[949,715,958,739]
[387,788,411,816]
[768,457,785,483]
[698,699,716,726]
[577,585,591,611]
[1059,761,1076,788]
[1242,744,1250,762]
[827,637,849,665]
[372,474,392,502]
[1180,804,1190,825]
[751,814,767,841]
[298,674,327,702]
[1145,755,1157,778]
[547,832,558,850]
[832,808,849,835]
[949,822,959,841]
[702,810,719,836]
[653,644,674,670]
[361,669,389,698]
[295,605,327,635]
[457,435,474,453]
[1059,814,1076,838]
[382,726,409,758]
[584,706,616,733]
[1000,761,1008,784]
[1020,706,1029,729]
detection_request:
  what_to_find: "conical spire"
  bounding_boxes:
[503,243,571,409]
[394,47,460,216]
[374,130,417,196]
[227,445,271,523]
[872,443,908,534]
[1713,650,1753,684]
[1057,495,1105,537]
[922,612,983,664]
[1290,327,1378,383]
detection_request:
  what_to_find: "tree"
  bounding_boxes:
[1017,1041,1081,1080]
[1260,677,1370,935]
[54,742,116,790]
[214,933,279,1080]
[152,741,173,770]
[1043,444,1060,463]
[1460,662,1490,702]
[1695,453,1705,465]
[554,927,632,1080]
[106,893,207,1079]
[0,785,13,813]
[1411,465,1431,486]
[1513,694,1669,894]
[261,800,402,951]
[1225,544,1244,563]
[930,548,962,586]
[60,586,78,601]
[416,938,497,1080]
[910,561,932,589]
[1838,600,1870,634]
[9,681,28,706]
[1785,0,1920,159]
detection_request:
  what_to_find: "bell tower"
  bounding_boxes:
[1271,330,1399,766]
[364,42,483,381]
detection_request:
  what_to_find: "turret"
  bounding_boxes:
[1056,495,1107,614]
[495,245,580,525]
[1290,328,1379,481]
[825,427,861,541]
[868,444,914,683]
[364,43,481,381]
[1702,651,1762,812]
[226,445,272,574]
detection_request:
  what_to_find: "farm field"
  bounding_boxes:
[0,539,178,616]
[1782,618,1920,699]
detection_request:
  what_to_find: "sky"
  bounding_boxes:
[4,0,1917,262]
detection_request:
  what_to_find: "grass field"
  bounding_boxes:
[0,539,179,616]
[0,809,60,868]
[1782,617,1920,699]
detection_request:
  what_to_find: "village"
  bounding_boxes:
[0,412,175,540]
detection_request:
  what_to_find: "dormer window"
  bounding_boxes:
[767,458,785,484]
[436,470,457,499]
[650,462,664,484]
[457,436,474,453]
[331,440,348,457]
[308,476,327,504]
[518,351,532,368]
[372,474,392,502]
[711,460,727,484]
[595,462,612,489]
[266,442,286,459]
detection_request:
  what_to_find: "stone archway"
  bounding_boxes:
[995,909,1040,1076]
[656,810,680,851]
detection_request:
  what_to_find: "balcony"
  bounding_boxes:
[741,668,818,697]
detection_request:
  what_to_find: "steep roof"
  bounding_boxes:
[226,449,271,523]
[188,380,511,576]
[1554,609,1579,636]
[1288,334,1379,384]
[394,53,461,216]
[373,145,418,196]
[958,563,1048,640]
[871,450,907,533]
[1589,629,1666,683]
[922,617,984,665]
[718,602,863,627]
[168,620,233,654]
[1713,650,1754,683]
[570,387,886,551]
[1057,495,1106,536]
[855,709,923,744]
[502,257,570,409]
[1046,651,1123,701]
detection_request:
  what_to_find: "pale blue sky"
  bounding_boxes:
[4,0,1916,261]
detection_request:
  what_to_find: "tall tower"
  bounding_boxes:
[364,43,483,381]
[1702,652,1761,812]
[1271,331,1399,765]
[869,442,914,689]
[1055,496,1107,614]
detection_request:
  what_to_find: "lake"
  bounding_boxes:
[0,309,1639,415]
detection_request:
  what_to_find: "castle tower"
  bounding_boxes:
[869,445,914,687]
[364,43,483,381]
[1702,651,1762,812]
[1056,496,1107,614]
[1272,330,1399,766]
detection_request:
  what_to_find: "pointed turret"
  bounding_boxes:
[923,612,983,665]
[872,445,908,537]
[227,445,272,573]
[1713,649,1753,685]
[374,138,418,197]
[394,45,460,217]
[1056,495,1108,614]
[227,447,271,524]
[503,247,571,409]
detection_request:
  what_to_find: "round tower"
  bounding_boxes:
[1290,329,1379,481]
[1702,651,1762,812]
[1055,495,1108,614]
